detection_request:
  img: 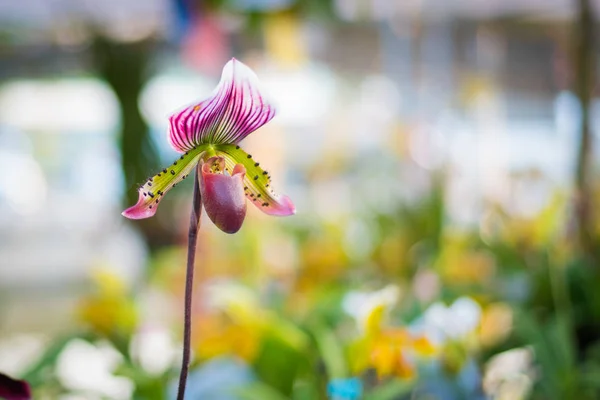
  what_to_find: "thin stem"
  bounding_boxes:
[177,165,202,400]
[574,0,597,262]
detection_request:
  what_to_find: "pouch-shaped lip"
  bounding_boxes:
[200,157,247,234]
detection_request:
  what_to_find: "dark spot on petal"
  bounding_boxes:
[266,184,270,187]
[254,162,259,167]
[171,170,175,175]
[257,194,261,198]
[244,186,248,190]
[236,145,240,149]
[250,194,255,197]
[156,199,159,204]
[254,175,258,180]
[163,169,167,173]
[148,192,155,198]
[157,173,161,177]
[247,154,252,159]
[143,192,147,196]
[148,182,152,186]
[180,155,185,160]
[182,175,186,179]
[262,171,268,175]
[174,161,177,165]
[262,202,268,207]
[149,205,153,209]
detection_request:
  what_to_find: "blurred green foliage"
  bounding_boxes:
[17,172,600,399]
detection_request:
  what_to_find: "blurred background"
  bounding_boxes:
[1,0,600,399]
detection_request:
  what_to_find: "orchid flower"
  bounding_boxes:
[122,58,295,233]
[121,58,295,400]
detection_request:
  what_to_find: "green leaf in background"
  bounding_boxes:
[363,379,414,400]
[310,324,347,379]
[22,333,92,387]
[235,381,290,400]
[291,379,321,400]
[253,336,305,397]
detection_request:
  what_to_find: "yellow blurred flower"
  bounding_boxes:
[459,73,496,107]
[497,192,571,260]
[437,237,496,285]
[77,268,138,337]
[192,280,308,363]
[193,315,261,362]
[349,327,434,379]
[297,233,348,291]
[263,11,307,66]
[375,234,411,277]
[345,286,434,379]
[479,303,513,348]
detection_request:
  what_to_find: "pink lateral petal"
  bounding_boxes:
[167,58,275,152]
[213,144,295,217]
[257,193,296,216]
[122,151,202,220]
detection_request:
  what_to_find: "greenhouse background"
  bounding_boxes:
[1,0,600,399]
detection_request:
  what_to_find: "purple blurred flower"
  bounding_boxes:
[0,373,31,400]
[122,58,295,233]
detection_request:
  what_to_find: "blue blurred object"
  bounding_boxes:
[168,357,256,399]
[327,377,363,400]
[417,359,487,400]
[170,0,195,42]
[230,0,295,11]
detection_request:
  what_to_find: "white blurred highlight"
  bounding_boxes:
[0,79,119,133]
[0,150,47,215]
[483,347,535,400]
[0,334,47,376]
[130,327,177,375]
[140,73,214,130]
[56,339,134,400]
[420,297,482,343]
[343,285,400,332]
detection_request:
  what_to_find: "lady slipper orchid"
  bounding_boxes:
[122,58,295,233]
[121,58,295,400]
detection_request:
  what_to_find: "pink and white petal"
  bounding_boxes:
[122,150,203,219]
[214,144,295,216]
[167,58,275,152]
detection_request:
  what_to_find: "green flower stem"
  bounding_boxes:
[177,164,203,400]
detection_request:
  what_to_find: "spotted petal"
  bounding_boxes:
[213,144,295,216]
[168,58,276,152]
[122,147,205,219]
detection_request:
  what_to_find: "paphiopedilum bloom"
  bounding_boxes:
[122,58,295,233]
